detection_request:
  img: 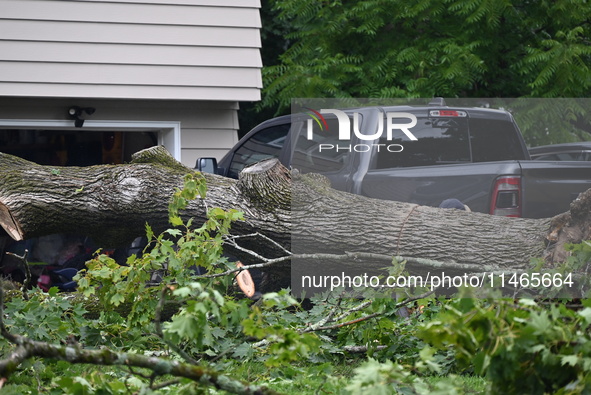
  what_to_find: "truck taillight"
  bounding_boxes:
[490,176,522,217]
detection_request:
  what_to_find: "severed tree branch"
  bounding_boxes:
[0,287,19,345]
[343,345,388,353]
[0,338,281,394]
[0,281,282,395]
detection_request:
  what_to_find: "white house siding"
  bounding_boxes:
[0,0,262,101]
[0,0,261,166]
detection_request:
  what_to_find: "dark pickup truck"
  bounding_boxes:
[197,99,591,219]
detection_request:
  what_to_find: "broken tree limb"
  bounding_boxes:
[0,287,282,395]
[0,147,589,290]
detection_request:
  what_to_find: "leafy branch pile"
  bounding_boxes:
[0,175,591,394]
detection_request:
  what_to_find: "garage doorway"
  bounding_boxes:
[0,120,181,165]
[0,119,181,285]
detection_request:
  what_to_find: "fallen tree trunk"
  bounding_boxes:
[0,147,290,250]
[0,147,590,292]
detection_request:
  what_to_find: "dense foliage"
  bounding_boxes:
[252,0,591,145]
[264,0,591,103]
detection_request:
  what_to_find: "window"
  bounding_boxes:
[532,153,580,161]
[291,117,352,174]
[227,124,290,178]
[532,151,591,161]
[374,117,470,169]
[469,118,526,162]
[373,116,526,169]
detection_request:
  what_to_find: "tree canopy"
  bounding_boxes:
[256,0,591,145]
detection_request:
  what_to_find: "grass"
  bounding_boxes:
[221,359,489,394]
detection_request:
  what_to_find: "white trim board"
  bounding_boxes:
[0,119,181,161]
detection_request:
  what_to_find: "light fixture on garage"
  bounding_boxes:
[68,106,96,128]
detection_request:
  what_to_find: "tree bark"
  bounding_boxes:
[0,147,590,292]
[0,147,289,250]
[291,172,550,270]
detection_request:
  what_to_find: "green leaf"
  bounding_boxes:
[229,209,244,221]
[167,315,201,339]
[110,293,125,306]
[233,342,254,359]
[125,253,137,265]
[210,326,227,339]
[578,307,591,326]
[561,354,580,367]
[172,287,193,298]
[165,228,183,237]
[209,207,226,219]
[472,352,491,374]
[197,183,207,198]
[170,216,184,226]
[519,298,538,306]
[145,223,154,241]
[528,311,553,335]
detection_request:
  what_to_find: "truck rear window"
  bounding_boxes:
[373,116,525,169]
[375,117,470,169]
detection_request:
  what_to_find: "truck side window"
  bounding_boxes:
[227,124,290,178]
[291,117,351,173]
[469,119,527,162]
[374,117,471,169]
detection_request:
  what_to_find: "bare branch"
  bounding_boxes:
[225,232,292,256]
[310,311,383,331]
[6,249,31,300]
[200,245,500,283]
[0,345,30,376]
[343,345,388,353]
[197,256,291,279]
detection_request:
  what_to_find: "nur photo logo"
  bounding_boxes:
[305,108,418,153]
